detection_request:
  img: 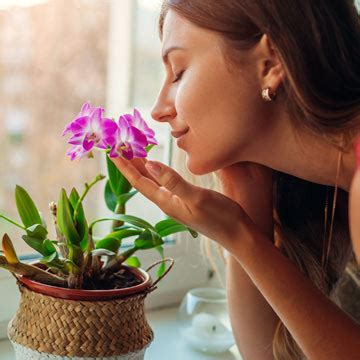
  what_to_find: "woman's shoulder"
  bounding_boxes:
[349,137,360,264]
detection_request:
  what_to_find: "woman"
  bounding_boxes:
[112,1,360,359]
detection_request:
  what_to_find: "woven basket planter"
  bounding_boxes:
[7,258,174,360]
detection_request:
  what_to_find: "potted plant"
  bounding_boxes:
[0,102,197,360]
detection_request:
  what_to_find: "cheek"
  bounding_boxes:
[174,65,265,173]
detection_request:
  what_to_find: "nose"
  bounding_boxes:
[151,93,176,123]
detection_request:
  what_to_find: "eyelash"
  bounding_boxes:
[172,70,184,83]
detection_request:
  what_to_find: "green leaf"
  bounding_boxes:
[105,229,142,241]
[40,251,58,264]
[104,180,117,212]
[71,245,84,268]
[126,256,141,268]
[95,228,143,253]
[15,185,42,228]
[145,144,156,153]
[57,189,81,246]
[113,214,155,230]
[26,224,48,240]
[155,245,166,278]
[21,237,59,261]
[135,229,164,250]
[117,190,139,206]
[80,235,89,252]
[42,239,57,256]
[22,235,44,255]
[155,218,198,238]
[106,154,132,196]
[155,218,188,237]
[105,183,138,211]
[90,214,155,231]
[69,188,88,241]
[95,237,121,253]
[113,225,139,231]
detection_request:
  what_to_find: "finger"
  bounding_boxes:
[127,157,160,185]
[110,156,191,215]
[144,160,195,200]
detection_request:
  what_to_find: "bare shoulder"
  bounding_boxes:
[349,169,360,263]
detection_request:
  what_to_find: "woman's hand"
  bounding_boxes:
[215,162,275,240]
[110,156,258,252]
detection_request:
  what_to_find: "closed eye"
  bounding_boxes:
[172,70,184,83]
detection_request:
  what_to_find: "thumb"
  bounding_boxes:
[145,160,193,199]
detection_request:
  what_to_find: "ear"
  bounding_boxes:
[256,34,285,93]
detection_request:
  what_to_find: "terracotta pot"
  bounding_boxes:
[7,258,174,360]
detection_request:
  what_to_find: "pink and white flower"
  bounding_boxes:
[106,116,148,160]
[122,109,158,146]
[63,102,157,161]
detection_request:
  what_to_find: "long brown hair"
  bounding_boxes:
[158,1,360,359]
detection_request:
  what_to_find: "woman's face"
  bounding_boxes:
[151,10,276,175]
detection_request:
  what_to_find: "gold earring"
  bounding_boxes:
[262,87,277,102]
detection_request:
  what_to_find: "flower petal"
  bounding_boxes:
[83,137,94,151]
[121,145,134,160]
[80,101,91,115]
[131,145,148,158]
[128,126,148,147]
[109,146,119,158]
[90,107,104,122]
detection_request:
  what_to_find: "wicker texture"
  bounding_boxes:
[8,285,154,358]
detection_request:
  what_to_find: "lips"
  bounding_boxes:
[171,128,189,138]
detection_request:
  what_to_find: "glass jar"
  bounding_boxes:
[178,287,235,354]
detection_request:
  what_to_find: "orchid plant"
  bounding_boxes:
[0,102,197,289]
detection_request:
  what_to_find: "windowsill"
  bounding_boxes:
[0,305,242,360]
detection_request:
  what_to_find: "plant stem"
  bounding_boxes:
[102,247,137,273]
[89,216,125,233]
[0,215,26,230]
[49,202,68,258]
[112,203,125,230]
[118,247,137,262]
[73,174,106,221]
[84,228,100,280]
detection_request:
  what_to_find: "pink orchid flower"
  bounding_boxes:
[122,108,158,145]
[63,102,116,160]
[63,103,156,161]
[66,145,89,161]
[106,115,148,160]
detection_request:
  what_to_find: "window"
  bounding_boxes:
[0,0,209,337]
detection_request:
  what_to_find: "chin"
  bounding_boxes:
[186,157,217,176]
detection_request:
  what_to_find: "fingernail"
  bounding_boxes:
[146,161,162,177]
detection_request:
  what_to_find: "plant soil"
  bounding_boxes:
[84,267,143,290]
[35,263,142,290]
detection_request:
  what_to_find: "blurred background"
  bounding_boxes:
[0,2,217,326]
[0,0,172,253]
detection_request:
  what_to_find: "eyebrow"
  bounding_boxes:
[162,46,186,64]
